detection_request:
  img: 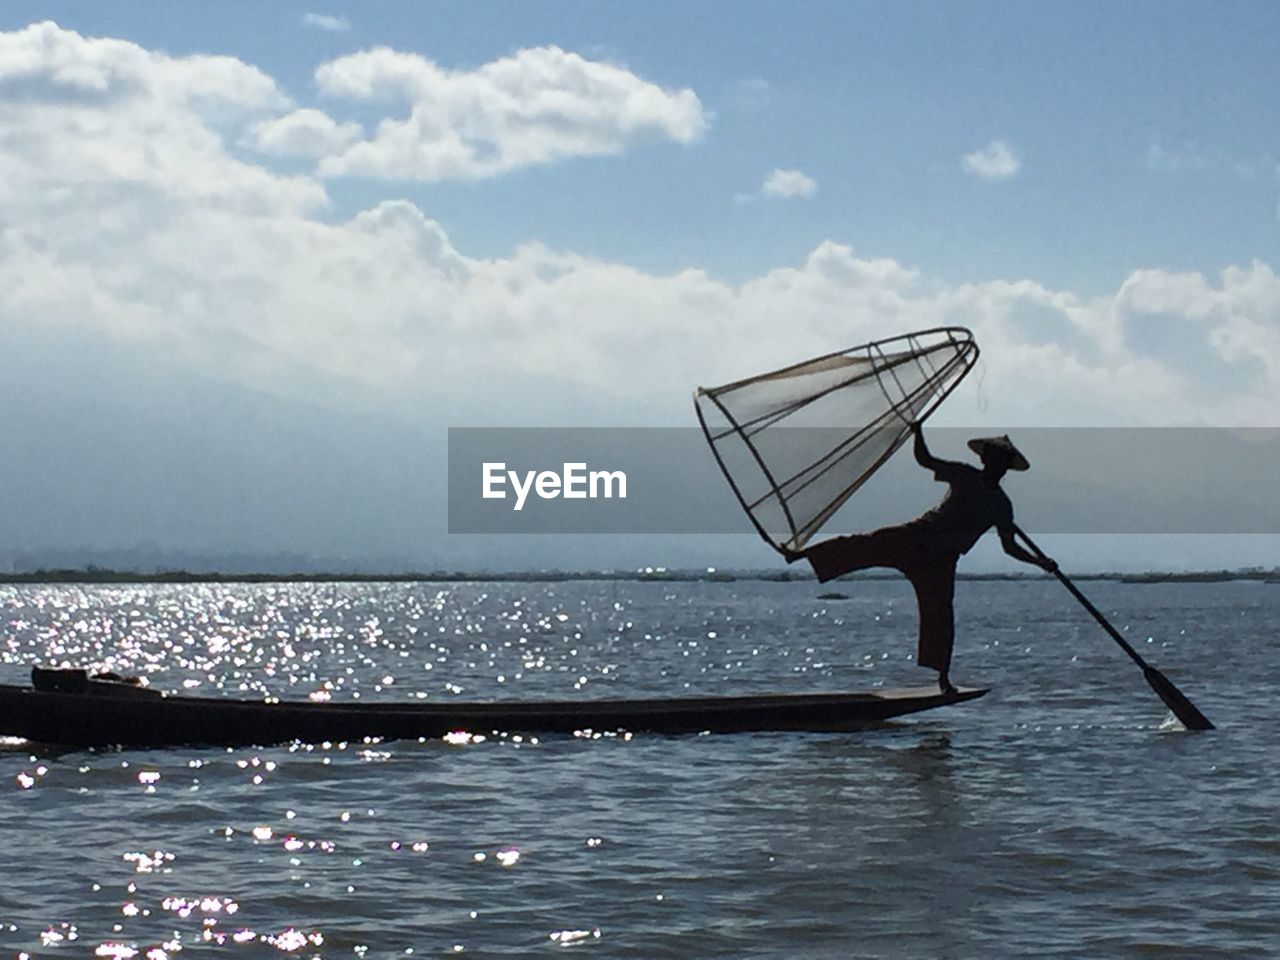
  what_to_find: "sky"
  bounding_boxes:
[1,3,1278,572]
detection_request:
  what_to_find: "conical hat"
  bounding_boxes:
[967,434,1029,471]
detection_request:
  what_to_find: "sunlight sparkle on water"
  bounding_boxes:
[123,851,174,873]
[263,928,324,951]
[41,923,78,945]
[549,928,601,947]
[443,731,485,745]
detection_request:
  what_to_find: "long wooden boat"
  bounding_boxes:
[0,669,987,747]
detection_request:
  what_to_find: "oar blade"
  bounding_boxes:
[1143,666,1214,731]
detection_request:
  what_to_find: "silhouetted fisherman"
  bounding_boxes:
[784,424,1055,695]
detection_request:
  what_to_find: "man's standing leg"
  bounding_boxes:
[909,557,958,694]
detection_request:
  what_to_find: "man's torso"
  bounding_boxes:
[912,463,1013,555]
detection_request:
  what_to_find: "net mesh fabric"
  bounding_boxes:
[694,328,978,553]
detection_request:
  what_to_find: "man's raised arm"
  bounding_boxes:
[912,423,965,480]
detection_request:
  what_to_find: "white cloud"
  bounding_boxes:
[8,180,1278,430]
[1117,269,1221,320]
[302,13,351,32]
[761,168,817,199]
[3,22,1280,436]
[0,21,320,217]
[963,139,1021,181]
[251,107,363,158]
[310,45,707,180]
[0,20,287,109]
[1148,140,1276,180]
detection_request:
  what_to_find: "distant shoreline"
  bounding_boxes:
[1,568,1277,586]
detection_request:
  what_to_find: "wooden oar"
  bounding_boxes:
[1014,525,1214,731]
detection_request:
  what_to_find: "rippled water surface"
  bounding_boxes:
[0,579,1275,958]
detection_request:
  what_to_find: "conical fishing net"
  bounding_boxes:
[694,327,978,553]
